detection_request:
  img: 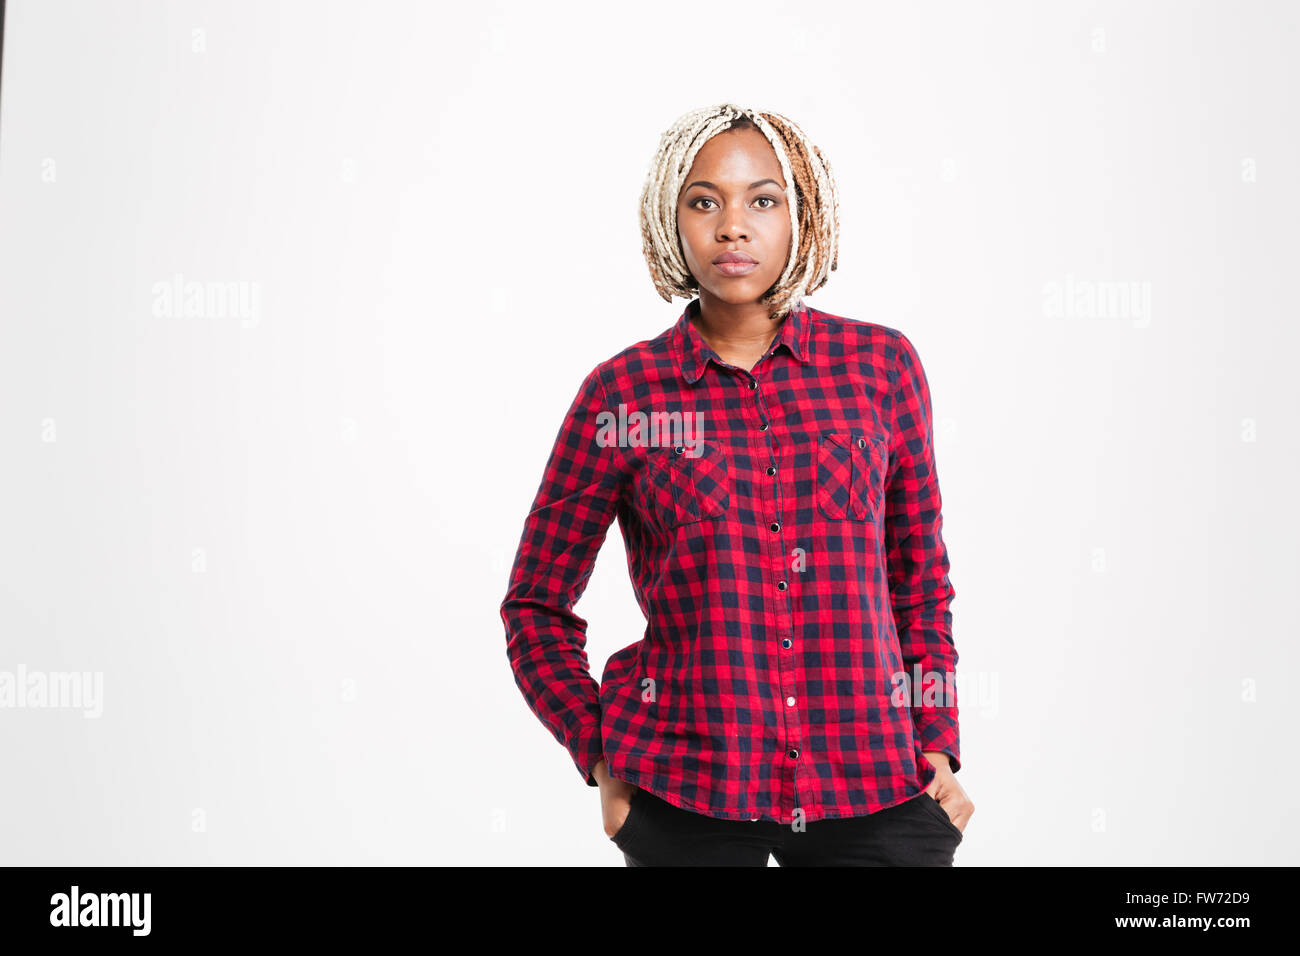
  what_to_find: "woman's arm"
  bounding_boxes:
[499,364,627,787]
[884,331,961,773]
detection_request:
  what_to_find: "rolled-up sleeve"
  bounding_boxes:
[500,364,627,787]
[884,332,960,773]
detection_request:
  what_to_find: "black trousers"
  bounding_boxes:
[610,788,963,866]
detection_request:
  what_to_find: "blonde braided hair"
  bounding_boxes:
[638,103,840,320]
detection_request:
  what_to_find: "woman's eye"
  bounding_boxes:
[690,196,778,210]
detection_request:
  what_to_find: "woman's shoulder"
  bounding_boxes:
[578,319,683,391]
[807,303,907,345]
[805,304,926,370]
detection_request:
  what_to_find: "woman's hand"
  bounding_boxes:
[593,758,641,838]
[921,751,974,833]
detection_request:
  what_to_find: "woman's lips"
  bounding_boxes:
[714,260,758,277]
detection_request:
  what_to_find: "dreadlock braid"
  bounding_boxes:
[638,103,840,320]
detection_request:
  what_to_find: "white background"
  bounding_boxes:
[0,0,1295,865]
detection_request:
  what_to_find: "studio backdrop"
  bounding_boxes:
[0,0,1294,865]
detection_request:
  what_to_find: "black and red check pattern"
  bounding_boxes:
[500,297,960,823]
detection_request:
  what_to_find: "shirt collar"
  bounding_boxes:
[675,296,811,384]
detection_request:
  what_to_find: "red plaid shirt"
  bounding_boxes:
[500,297,960,823]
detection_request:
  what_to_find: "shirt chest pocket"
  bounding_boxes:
[816,430,887,521]
[643,441,731,530]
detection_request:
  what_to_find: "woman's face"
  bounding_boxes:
[675,127,794,308]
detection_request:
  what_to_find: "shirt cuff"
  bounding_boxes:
[570,722,605,788]
[914,711,961,773]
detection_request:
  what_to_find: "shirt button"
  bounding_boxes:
[759,422,769,431]
[787,748,799,759]
[857,437,866,448]
[785,696,795,706]
[782,638,792,648]
[769,521,780,532]
[766,466,776,476]
[674,446,684,455]
[777,580,787,591]
[748,380,757,390]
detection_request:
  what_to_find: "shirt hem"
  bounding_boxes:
[610,760,939,825]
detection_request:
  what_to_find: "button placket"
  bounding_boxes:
[750,370,800,820]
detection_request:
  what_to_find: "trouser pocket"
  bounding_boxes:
[914,792,963,842]
[609,787,648,848]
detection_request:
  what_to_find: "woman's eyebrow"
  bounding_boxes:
[684,178,783,192]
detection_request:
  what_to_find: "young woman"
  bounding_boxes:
[500,103,973,866]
